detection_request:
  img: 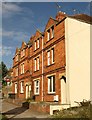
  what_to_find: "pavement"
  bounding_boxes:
[1,99,50,119]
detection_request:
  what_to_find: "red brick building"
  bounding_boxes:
[12,11,66,103]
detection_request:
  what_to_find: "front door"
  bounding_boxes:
[26,85,29,99]
[61,77,67,104]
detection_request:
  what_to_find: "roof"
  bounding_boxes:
[68,14,92,25]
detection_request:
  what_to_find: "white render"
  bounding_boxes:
[65,17,91,107]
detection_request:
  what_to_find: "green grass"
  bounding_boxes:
[0,114,8,120]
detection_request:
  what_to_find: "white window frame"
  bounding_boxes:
[16,54,18,62]
[51,26,54,38]
[48,76,55,94]
[34,58,37,71]
[34,41,36,50]
[34,80,40,95]
[37,38,40,48]
[37,57,40,70]
[47,51,50,65]
[51,48,54,64]
[15,83,17,94]
[21,63,24,74]
[16,67,18,76]
[23,49,25,57]
[47,29,50,41]
[22,63,24,74]
[20,81,24,93]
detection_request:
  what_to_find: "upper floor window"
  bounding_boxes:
[47,29,50,41]
[15,67,18,76]
[34,80,39,95]
[51,26,54,38]
[34,38,40,51]
[37,38,40,49]
[34,58,37,71]
[47,48,55,66]
[47,26,54,41]
[37,57,40,70]
[34,41,36,50]
[21,49,25,58]
[34,56,40,71]
[21,63,24,74]
[20,81,24,93]
[15,54,18,62]
[47,51,50,66]
[51,48,54,64]
[48,75,55,93]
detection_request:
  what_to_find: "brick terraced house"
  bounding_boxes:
[12,11,92,111]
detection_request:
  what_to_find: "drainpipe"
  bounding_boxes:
[42,35,44,101]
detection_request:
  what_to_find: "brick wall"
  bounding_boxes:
[12,11,66,103]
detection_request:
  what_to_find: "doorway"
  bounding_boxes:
[61,76,67,104]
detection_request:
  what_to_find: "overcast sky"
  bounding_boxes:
[1,2,91,68]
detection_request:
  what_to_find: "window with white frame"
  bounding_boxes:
[47,51,50,65]
[21,63,24,74]
[15,83,17,94]
[48,75,55,93]
[16,54,18,62]
[37,57,40,70]
[47,48,55,66]
[51,26,54,38]
[34,80,39,95]
[15,67,18,76]
[21,49,25,58]
[37,38,40,49]
[34,56,40,71]
[47,29,50,41]
[34,41,36,50]
[51,48,54,63]
[34,58,37,71]
[20,81,24,93]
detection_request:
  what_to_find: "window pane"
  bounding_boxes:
[50,77,52,92]
[37,39,39,48]
[35,41,36,50]
[53,76,55,92]
[47,29,50,41]
[51,26,54,38]
[51,48,54,63]
[47,51,50,65]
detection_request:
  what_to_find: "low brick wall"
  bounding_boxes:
[5,98,25,106]
[29,102,50,113]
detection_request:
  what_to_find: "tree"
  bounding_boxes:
[0,61,8,79]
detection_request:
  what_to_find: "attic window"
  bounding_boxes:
[21,49,25,58]
[47,29,50,41]
[51,26,54,38]
[16,54,18,62]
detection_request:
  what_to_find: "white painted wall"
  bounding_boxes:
[65,17,91,107]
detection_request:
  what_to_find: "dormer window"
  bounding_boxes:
[51,26,54,38]
[47,26,54,41]
[21,49,25,58]
[34,38,40,51]
[34,41,36,50]
[37,38,40,49]
[47,29,50,41]
[16,54,18,62]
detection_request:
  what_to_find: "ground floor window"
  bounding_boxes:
[48,75,55,93]
[15,83,17,94]
[20,81,24,93]
[34,80,39,95]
